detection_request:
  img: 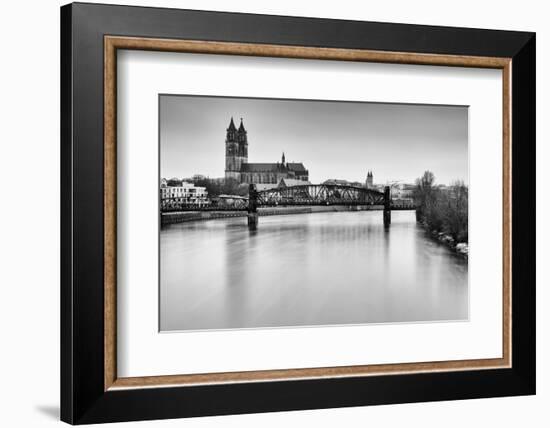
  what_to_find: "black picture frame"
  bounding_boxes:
[61,2,535,424]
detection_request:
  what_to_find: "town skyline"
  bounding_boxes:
[160,95,469,186]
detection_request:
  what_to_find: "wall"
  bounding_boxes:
[0,0,546,427]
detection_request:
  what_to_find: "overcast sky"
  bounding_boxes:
[160,95,468,185]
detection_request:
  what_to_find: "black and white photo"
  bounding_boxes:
[159,95,469,332]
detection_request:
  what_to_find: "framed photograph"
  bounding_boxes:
[61,2,535,424]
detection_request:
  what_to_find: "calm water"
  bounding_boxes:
[160,211,468,331]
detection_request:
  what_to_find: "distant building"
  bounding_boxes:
[323,178,351,186]
[278,178,311,188]
[254,183,279,192]
[224,117,309,184]
[215,194,248,207]
[192,174,206,182]
[366,171,374,189]
[322,178,365,188]
[252,178,311,192]
[392,183,415,199]
[164,177,184,187]
[160,181,209,208]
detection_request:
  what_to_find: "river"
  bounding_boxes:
[160,210,468,331]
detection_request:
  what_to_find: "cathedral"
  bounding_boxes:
[224,117,309,184]
[366,170,374,189]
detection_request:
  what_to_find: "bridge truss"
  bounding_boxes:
[255,184,385,207]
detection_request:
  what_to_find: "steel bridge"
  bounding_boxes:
[247,183,392,229]
[161,184,388,212]
[253,184,386,207]
[161,184,411,228]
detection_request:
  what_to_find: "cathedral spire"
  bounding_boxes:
[281,152,286,165]
[228,117,236,131]
[238,117,246,132]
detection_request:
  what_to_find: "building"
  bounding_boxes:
[392,183,416,199]
[278,178,310,188]
[224,117,309,184]
[323,178,351,186]
[254,183,279,192]
[366,171,374,189]
[192,174,206,182]
[215,194,248,208]
[160,180,209,208]
[323,178,363,187]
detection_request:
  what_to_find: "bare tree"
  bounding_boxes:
[413,170,436,220]
[444,180,468,242]
[413,172,468,243]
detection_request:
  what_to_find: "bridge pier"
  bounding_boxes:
[247,212,259,230]
[247,183,258,230]
[242,183,390,228]
[383,186,391,228]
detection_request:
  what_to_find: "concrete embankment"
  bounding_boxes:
[161,205,384,226]
[162,211,246,226]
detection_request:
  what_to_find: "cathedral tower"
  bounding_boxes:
[237,118,248,160]
[366,171,374,189]
[225,117,248,181]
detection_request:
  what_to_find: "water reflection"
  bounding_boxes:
[160,211,468,331]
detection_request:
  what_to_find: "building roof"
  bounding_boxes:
[323,179,350,185]
[240,162,308,173]
[278,178,311,188]
[286,162,307,172]
[255,183,279,191]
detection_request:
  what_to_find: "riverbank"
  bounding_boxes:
[419,221,468,259]
[161,205,385,226]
